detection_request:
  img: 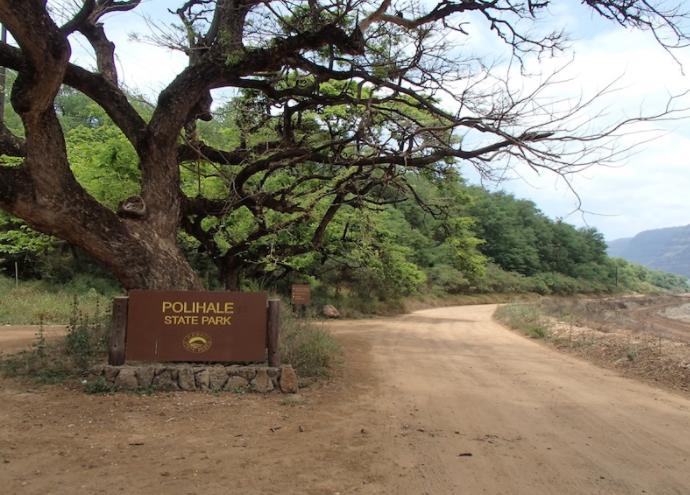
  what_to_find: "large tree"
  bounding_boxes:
[0,0,688,290]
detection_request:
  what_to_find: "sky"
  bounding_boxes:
[58,0,690,241]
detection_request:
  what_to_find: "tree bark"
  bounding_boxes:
[221,255,242,291]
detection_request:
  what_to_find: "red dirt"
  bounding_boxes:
[1,305,690,494]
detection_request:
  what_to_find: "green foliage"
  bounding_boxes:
[1,80,685,306]
[83,376,116,394]
[279,308,342,377]
[494,304,549,339]
[64,297,109,370]
[0,275,117,324]
[0,298,110,384]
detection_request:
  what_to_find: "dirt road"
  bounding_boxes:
[0,325,66,354]
[1,305,689,494]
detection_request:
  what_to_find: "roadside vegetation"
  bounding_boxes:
[0,80,687,385]
[0,301,110,385]
[279,308,342,378]
[0,293,340,388]
[495,297,690,393]
[1,86,688,321]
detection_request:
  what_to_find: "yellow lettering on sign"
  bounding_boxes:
[161,299,235,326]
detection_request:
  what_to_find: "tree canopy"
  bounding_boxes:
[0,0,689,290]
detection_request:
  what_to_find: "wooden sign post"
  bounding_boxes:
[108,297,128,366]
[291,284,311,316]
[267,298,281,367]
[108,291,280,366]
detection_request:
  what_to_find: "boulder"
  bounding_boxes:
[195,369,210,391]
[251,368,274,393]
[209,367,229,391]
[177,367,196,391]
[236,366,257,381]
[114,368,138,389]
[225,375,249,392]
[135,367,155,388]
[152,369,179,391]
[279,365,299,394]
[322,304,341,318]
[103,366,120,383]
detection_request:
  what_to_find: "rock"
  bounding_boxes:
[209,367,229,391]
[135,367,155,388]
[279,365,299,393]
[266,367,279,378]
[252,368,274,393]
[103,366,120,383]
[322,305,341,318]
[225,376,249,392]
[114,368,138,389]
[195,369,210,391]
[152,369,179,391]
[237,366,256,381]
[177,367,196,391]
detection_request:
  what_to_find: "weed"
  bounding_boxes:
[494,304,550,339]
[33,317,47,359]
[134,385,157,396]
[84,376,115,394]
[280,394,306,406]
[279,307,341,377]
[0,275,117,325]
[0,296,111,385]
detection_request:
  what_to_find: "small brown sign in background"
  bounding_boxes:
[125,290,267,362]
[291,284,311,306]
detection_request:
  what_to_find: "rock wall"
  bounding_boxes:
[91,364,299,393]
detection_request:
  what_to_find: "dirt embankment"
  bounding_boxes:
[528,296,690,393]
[1,306,690,494]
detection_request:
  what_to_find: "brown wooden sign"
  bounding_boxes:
[125,290,267,363]
[291,284,311,305]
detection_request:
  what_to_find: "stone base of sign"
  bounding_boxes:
[89,364,299,393]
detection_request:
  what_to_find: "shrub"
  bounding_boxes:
[0,274,117,324]
[0,298,110,384]
[279,308,341,377]
[494,303,549,339]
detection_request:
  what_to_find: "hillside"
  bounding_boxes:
[608,225,690,278]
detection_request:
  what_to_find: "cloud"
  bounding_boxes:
[67,3,188,101]
[462,21,690,240]
[60,2,690,240]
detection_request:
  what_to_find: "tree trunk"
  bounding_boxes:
[103,228,203,291]
[221,255,242,290]
[10,196,203,290]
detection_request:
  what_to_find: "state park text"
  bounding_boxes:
[161,300,235,326]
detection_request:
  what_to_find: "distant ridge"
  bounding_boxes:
[607,225,690,278]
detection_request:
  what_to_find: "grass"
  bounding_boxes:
[0,276,342,384]
[279,306,342,378]
[0,301,110,384]
[0,275,118,325]
[280,394,306,406]
[494,303,550,339]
